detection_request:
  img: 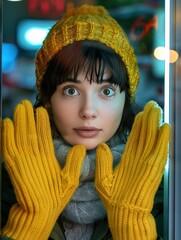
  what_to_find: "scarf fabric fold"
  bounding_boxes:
[53,135,125,240]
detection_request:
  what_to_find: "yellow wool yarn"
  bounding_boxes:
[95,101,170,239]
[2,100,86,240]
[35,4,140,100]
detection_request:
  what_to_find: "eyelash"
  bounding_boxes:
[100,86,116,97]
[62,85,117,97]
[62,86,79,96]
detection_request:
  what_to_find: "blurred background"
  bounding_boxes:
[2,0,168,118]
[1,0,181,239]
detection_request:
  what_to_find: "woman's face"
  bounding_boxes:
[50,68,125,150]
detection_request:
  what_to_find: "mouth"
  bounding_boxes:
[74,126,102,138]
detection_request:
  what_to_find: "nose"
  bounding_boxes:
[79,95,97,120]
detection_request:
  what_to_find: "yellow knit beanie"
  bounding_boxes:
[35,4,140,99]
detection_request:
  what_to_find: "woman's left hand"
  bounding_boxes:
[95,101,170,240]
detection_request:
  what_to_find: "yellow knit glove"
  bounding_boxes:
[2,100,86,240]
[95,101,170,240]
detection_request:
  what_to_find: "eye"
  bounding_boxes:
[63,87,79,96]
[100,86,116,97]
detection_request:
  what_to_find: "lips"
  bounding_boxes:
[74,126,102,138]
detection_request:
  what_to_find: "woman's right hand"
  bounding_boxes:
[2,100,86,240]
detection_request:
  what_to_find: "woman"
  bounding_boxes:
[2,4,170,240]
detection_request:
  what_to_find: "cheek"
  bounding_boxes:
[103,94,125,126]
[52,107,70,129]
[108,102,125,141]
[105,106,124,129]
[51,99,73,132]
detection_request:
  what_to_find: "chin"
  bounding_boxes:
[83,143,99,151]
[86,146,98,151]
[70,140,100,151]
[65,137,104,150]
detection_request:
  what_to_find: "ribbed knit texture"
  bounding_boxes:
[95,101,170,240]
[35,4,139,100]
[2,100,86,240]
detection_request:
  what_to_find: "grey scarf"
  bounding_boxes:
[53,135,125,240]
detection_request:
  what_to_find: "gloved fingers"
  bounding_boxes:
[3,118,18,167]
[148,123,170,169]
[22,100,37,133]
[115,104,160,200]
[36,106,86,200]
[140,103,162,159]
[61,145,86,194]
[15,101,56,201]
[121,111,143,169]
[122,102,164,197]
[122,102,159,159]
[13,101,44,183]
[63,145,86,181]
[36,106,55,163]
[36,105,86,200]
[138,101,160,154]
[35,106,62,201]
[2,118,43,209]
[116,111,143,195]
[36,106,56,160]
[127,123,170,208]
[23,100,39,147]
[125,111,143,150]
[14,100,38,155]
[13,102,28,153]
[35,105,64,203]
[95,143,114,197]
[3,119,27,183]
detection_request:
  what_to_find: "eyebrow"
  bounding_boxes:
[64,78,82,84]
[64,77,114,84]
